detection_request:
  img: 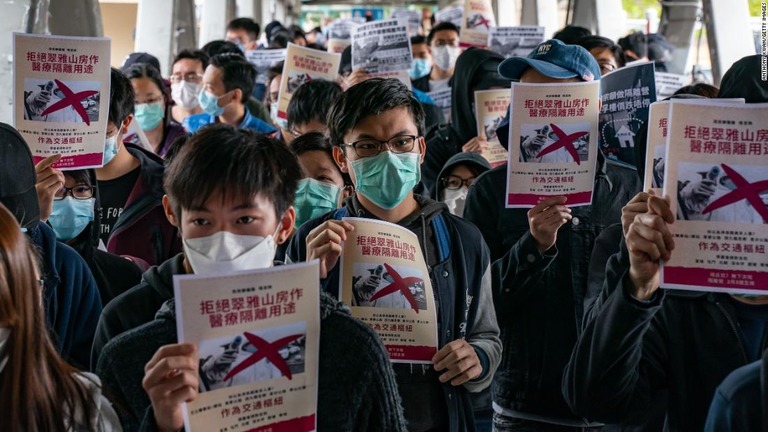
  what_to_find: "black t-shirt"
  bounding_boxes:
[98,168,140,244]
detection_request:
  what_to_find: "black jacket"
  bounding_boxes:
[463,152,641,422]
[91,253,184,369]
[421,49,508,196]
[96,290,408,432]
[564,226,756,431]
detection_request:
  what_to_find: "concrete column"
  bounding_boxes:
[199,0,235,48]
[1,0,35,124]
[521,0,559,39]
[49,0,103,37]
[135,0,174,75]
[702,0,754,85]
[571,0,626,41]
[174,0,198,54]
[496,0,520,27]
[657,2,700,76]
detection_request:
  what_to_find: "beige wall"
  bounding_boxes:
[100,2,138,68]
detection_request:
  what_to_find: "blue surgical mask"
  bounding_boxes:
[408,58,432,79]
[294,178,341,228]
[198,90,227,117]
[48,197,95,241]
[349,151,421,210]
[103,134,119,166]
[134,101,165,131]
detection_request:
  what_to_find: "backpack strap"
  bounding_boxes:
[431,213,450,263]
[331,206,348,221]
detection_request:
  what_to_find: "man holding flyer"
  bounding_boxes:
[463,39,640,430]
[287,78,501,432]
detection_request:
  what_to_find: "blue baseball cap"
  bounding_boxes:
[498,39,601,82]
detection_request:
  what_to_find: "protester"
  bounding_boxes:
[95,68,180,267]
[411,22,461,93]
[120,52,161,74]
[563,54,768,431]
[577,35,626,76]
[287,78,501,431]
[674,82,719,98]
[617,31,648,62]
[647,33,675,72]
[409,35,433,80]
[0,123,101,370]
[285,79,342,141]
[0,203,121,431]
[225,17,261,51]
[421,48,509,195]
[95,125,408,432]
[169,50,209,124]
[462,39,641,430]
[552,25,592,45]
[289,24,308,46]
[704,353,765,431]
[124,63,186,158]
[436,153,490,217]
[183,53,276,135]
[42,168,142,305]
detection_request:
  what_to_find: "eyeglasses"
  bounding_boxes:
[288,128,323,138]
[54,184,94,200]
[170,73,203,83]
[342,135,420,158]
[440,175,476,190]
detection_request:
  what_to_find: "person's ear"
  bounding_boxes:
[234,88,244,104]
[333,146,349,173]
[276,207,295,245]
[418,136,427,165]
[162,195,179,227]
[121,114,133,135]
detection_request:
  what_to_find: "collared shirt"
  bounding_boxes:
[183,107,277,134]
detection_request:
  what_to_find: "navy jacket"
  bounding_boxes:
[563,226,758,431]
[29,222,102,370]
[286,195,501,432]
[464,152,640,422]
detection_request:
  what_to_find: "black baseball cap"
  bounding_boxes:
[0,123,40,230]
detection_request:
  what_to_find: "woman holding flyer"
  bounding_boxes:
[0,203,121,431]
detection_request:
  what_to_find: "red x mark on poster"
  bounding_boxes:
[40,79,98,125]
[223,332,303,381]
[702,163,768,223]
[535,123,588,165]
[474,16,493,29]
[369,263,423,313]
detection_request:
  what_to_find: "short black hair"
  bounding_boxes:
[165,124,301,219]
[289,132,351,185]
[674,83,719,98]
[617,31,648,59]
[173,49,210,70]
[124,63,168,102]
[287,79,343,129]
[109,67,134,126]
[427,22,460,45]
[410,35,427,46]
[577,35,627,68]
[201,40,243,58]
[327,78,425,147]
[269,30,291,49]
[209,53,256,103]
[226,17,260,41]
[552,25,592,45]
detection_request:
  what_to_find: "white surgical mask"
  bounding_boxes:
[432,45,460,71]
[171,80,203,109]
[0,327,9,374]
[183,229,279,275]
[442,187,469,217]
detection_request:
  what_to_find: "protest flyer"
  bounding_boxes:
[326,19,359,54]
[598,61,656,168]
[351,19,412,74]
[643,101,670,195]
[435,5,463,27]
[276,44,340,123]
[475,89,511,168]
[460,0,496,48]
[487,26,545,58]
[174,261,320,432]
[14,33,110,169]
[655,71,687,100]
[339,217,438,363]
[246,49,286,85]
[505,81,600,208]
[428,88,452,124]
[661,100,768,294]
[390,8,422,37]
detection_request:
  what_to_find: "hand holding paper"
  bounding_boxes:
[307,220,355,278]
[527,196,572,253]
[627,195,675,301]
[462,129,490,154]
[143,343,199,432]
[432,339,482,386]
[35,154,65,221]
[621,191,653,235]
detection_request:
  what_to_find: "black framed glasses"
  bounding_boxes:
[54,184,94,200]
[342,134,419,158]
[169,73,203,83]
[440,175,477,190]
